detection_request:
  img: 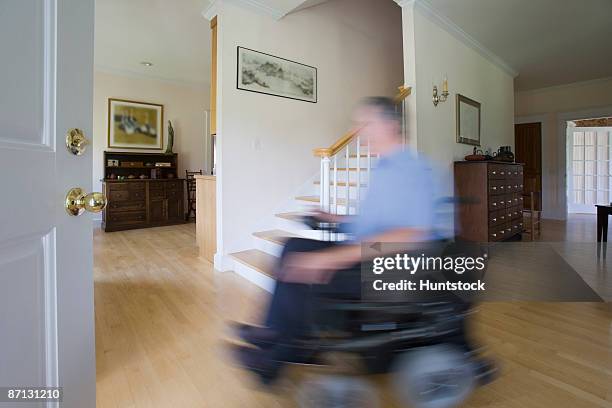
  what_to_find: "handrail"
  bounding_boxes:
[313,85,411,158]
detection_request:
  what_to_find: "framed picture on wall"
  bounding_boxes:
[456,94,481,146]
[237,46,317,103]
[108,98,164,150]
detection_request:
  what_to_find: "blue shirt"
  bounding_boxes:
[346,149,438,241]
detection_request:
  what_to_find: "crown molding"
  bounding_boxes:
[393,0,415,7]
[202,0,220,20]
[516,75,612,95]
[203,0,285,20]
[396,0,518,78]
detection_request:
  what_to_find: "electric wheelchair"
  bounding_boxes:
[284,214,498,408]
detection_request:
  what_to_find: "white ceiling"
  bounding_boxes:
[93,0,322,84]
[94,0,212,85]
[95,0,612,90]
[424,0,612,90]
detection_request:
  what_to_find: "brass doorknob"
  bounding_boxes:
[65,187,107,216]
[65,128,90,156]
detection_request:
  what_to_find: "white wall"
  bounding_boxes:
[410,9,515,196]
[92,70,210,194]
[515,77,612,219]
[215,0,404,260]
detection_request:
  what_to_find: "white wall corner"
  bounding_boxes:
[393,0,416,8]
[414,0,519,78]
[214,253,232,272]
[202,0,220,20]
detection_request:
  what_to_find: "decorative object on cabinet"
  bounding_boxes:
[121,161,143,168]
[237,46,317,103]
[108,98,164,150]
[492,146,515,162]
[454,161,524,242]
[165,120,175,154]
[456,94,481,146]
[464,147,488,161]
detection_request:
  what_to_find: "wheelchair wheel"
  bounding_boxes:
[296,375,378,408]
[392,345,475,408]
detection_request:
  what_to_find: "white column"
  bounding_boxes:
[394,0,419,153]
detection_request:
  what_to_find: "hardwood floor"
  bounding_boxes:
[94,217,612,408]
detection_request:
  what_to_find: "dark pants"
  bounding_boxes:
[264,238,361,340]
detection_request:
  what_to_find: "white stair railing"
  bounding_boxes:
[313,85,412,215]
[318,135,375,215]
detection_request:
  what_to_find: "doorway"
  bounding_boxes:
[515,122,542,211]
[567,121,612,214]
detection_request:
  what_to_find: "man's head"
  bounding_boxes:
[354,97,402,155]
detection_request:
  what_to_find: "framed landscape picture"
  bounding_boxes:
[456,94,481,146]
[108,98,164,149]
[237,46,317,103]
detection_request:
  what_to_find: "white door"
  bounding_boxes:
[0,1,96,407]
[567,126,612,214]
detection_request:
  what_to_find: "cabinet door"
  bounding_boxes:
[149,198,166,223]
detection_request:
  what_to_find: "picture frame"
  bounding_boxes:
[237,46,317,103]
[456,94,481,146]
[108,98,164,150]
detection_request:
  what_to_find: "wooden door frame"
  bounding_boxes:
[515,115,548,216]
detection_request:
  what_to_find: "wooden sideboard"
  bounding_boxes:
[454,161,524,242]
[102,179,185,232]
[195,175,216,263]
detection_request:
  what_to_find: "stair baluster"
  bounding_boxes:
[356,135,361,213]
[345,144,350,214]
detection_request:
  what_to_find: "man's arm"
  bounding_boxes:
[280,227,428,283]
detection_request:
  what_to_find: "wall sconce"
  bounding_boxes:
[432,76,449,106]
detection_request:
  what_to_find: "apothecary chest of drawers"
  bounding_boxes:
[454,161,524,242]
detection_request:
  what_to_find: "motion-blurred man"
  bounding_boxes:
[232,97,439,383]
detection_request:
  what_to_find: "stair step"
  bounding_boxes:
[295,196,355,206]
[314,181,368,187]
[275,212,308,222]
[334,168,369,171]
[253,229,301,245]
[295,195,320,203]
[230,249,277,278]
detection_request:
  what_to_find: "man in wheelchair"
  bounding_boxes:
[230,98,495,405]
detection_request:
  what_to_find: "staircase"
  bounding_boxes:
[226,86,412,291]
